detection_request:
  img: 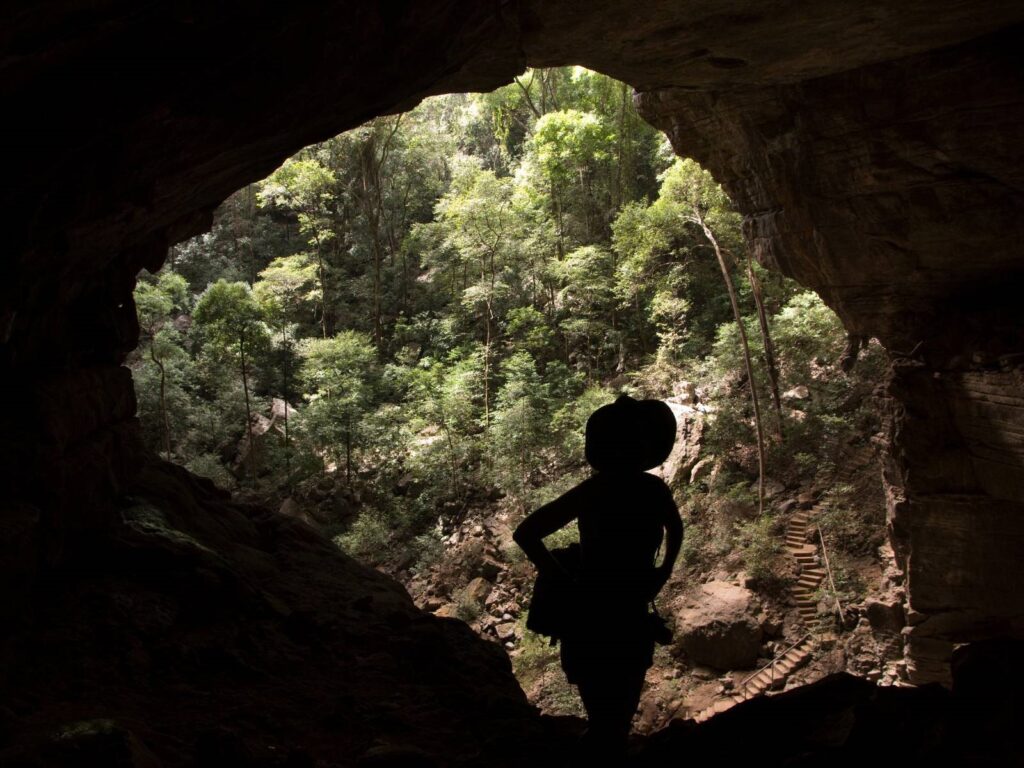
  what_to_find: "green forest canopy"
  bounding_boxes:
[131,67,879,565]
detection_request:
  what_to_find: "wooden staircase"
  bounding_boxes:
[691,506,825,723]
[688,442,878,724]
[693,636,812,723]
[787,507,827,626]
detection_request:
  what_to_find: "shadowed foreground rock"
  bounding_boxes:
[2,2,1024,762]
[639,639,1024,766]
[0,461,579,767]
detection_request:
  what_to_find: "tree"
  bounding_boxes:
[134,271,190,460]
[258,158,337,336]
[525,109,616,252]
[660,158,768,514]
[434,162,522,431]
[552,245,618,379]
[299,331,377,486]
[192,280,269,485]
[491,351,552,509]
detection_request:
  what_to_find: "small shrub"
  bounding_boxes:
[185,453,234,489]
[680,520,709,567]
[334,511,390,560]
[735,514,784,586]
[410,530,445,575]
[817,499,884,557]
[454,594,483,623]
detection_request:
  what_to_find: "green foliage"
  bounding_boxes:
[192,280,268,358]
[334,512,390,560]
[131,68,880,610]
[818,485,886,558]
[735,514,784,586]
[491,351,553,505]
[299,331,377,481]
[185,453,235,488]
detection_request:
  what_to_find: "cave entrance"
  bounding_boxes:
[129,67,894,726]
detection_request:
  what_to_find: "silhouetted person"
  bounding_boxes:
[514,395,682,760]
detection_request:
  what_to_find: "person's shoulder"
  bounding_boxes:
[638,472,676,503]
[636,471,671,490]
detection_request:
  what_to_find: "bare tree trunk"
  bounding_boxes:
[744,253,784,439]
[551,179,565,260]
[240,334,258,487]
[483,303,492,432]
[150,342,171,460]
[282,331,292,491]
[345,418,352,487]
[313,232,328,338]
[514,73,542,119]
[697,213,766,515]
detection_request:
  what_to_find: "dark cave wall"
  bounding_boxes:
[2,1,1024,683]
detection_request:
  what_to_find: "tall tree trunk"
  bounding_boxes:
[150,342,171,460]
[282,331,292,491]
[551,179,565,260]
[634,293,648,355]
[744,253,784,439]
[362,141,385,351]
[614,80,627,210]
[240,334,258,487]
[696,212,766,515]
[345,419,352,487]
[247,185,257,285]
[483,298,492,432]
[313,232,328,338]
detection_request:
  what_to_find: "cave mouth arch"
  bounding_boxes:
[133,73,892,725]
[3,4,1024,761]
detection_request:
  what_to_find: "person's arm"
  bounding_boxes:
[650,484,683,597]
[513,483,586,581]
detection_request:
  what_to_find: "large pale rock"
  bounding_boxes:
[674,581,764,670]
[649,401,704,487]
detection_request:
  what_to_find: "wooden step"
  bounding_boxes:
[786,547,812,556]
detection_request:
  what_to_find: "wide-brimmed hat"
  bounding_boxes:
[584,395,676,472]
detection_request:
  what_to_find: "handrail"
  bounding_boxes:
[816,524,844,622]
[660,632,810,727]
[738,632,811,690]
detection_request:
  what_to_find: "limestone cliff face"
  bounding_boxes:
[2,2,1023,745]
[634,27,1024,681]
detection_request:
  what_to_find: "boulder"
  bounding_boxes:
[476,555,503,582]
[688,457,714,485]
[674,581,764,670]
[783,386,810,401]
[865,598,906,633]
[463,577,492,606]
